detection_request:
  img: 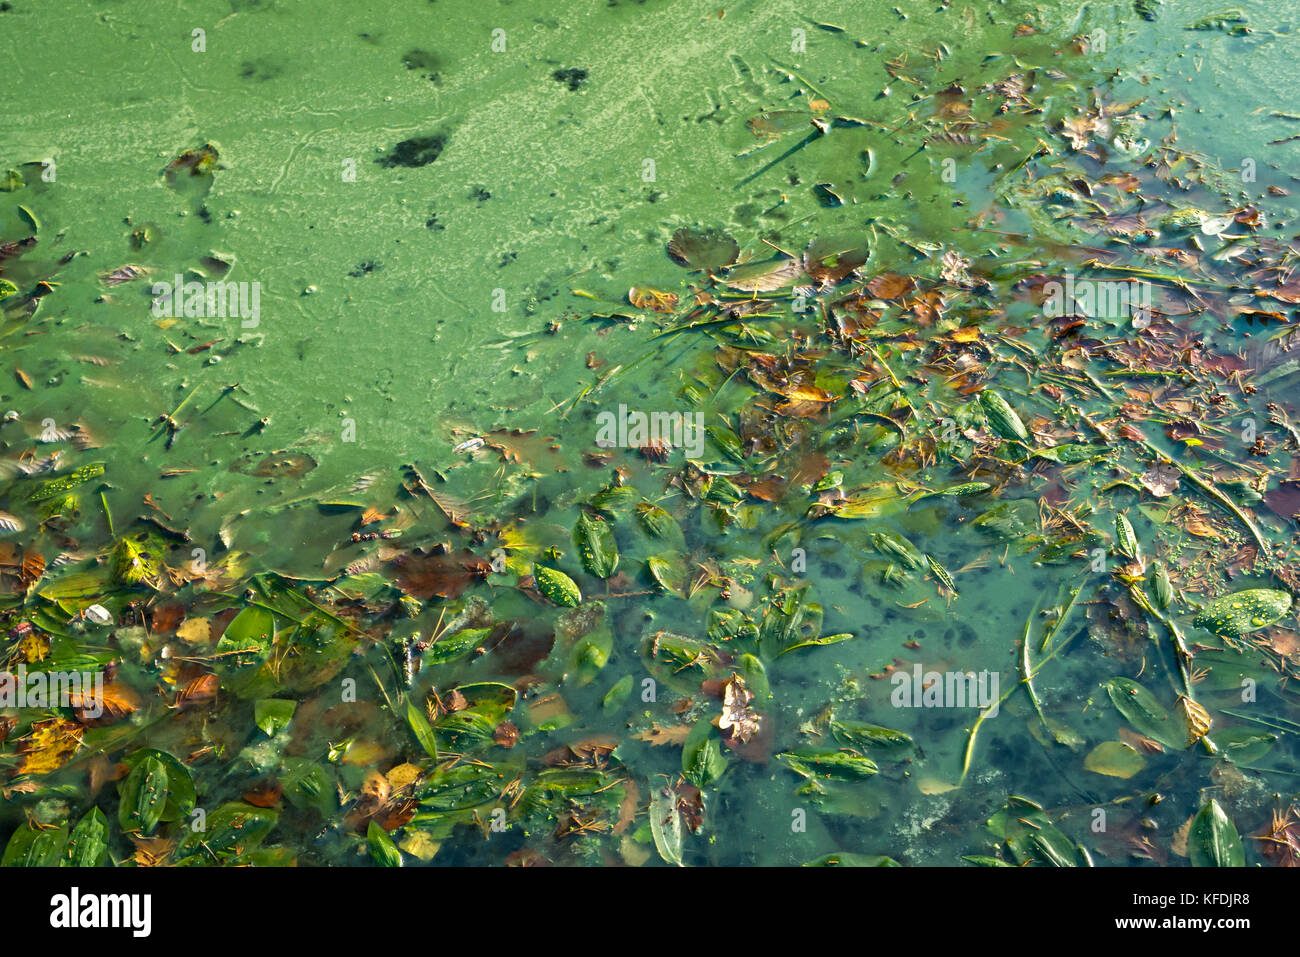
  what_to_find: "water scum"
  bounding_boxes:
[2,1,1300,867]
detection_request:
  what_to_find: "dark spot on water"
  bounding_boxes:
[239,58,284,81]
[377,133,448,168]
[401,48,440,71]
[552,67,589,91]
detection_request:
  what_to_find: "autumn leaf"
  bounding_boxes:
[867,272,915,299]
[73,680,140,726]
[633,723,692,746]
[718,674,761,744]
[175,617,212,645]
[16,717,84,775]
[1177,695,1213,747]
[628,286,679,313]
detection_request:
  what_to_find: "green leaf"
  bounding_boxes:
[367,820,403,867]
[532,564,582,607]
[829,720,914,751]
[682,720,728,788]
[425,626,491,665]
[649,785,684,867]
[777,631,854,658]
[2,821,68,866]
[980,389,1028,441]
[1188,799,1245,867]
[567,627,612,686]
[215,605,276,671]
[1192,588,1292,637]
[1115,513,1138,559]
[602,674,634,713]
[776,750,878,780]
[120,749,196,822]
[112,537,159,586]
[1083,741,1146,778]
[176,802,279,862]
[118,753,169,835]
[647,553,688,599]
[27,463,105,502]
[635,502,686,548]
[406,699,439,760]
[63,807,110,867]
[254,698,297,736]
[574,511,619,578]
[1105,677,1183,749]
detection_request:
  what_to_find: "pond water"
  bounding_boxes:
[2,0,1299,867]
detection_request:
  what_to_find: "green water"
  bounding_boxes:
[2,0,1299,867]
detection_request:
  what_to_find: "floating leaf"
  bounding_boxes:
[254,698,297,737]
[647,553,689,598]
[63,807,110,867]
[532,564,582,607]
[682,720,728,787]
[1115,513,1139,559]
[666,226,739,273]
[426,626,490,665]
[1106,677,1183,749]
[1188,799,1245,867]
[574,511,619,578]
[979,389,1028,442]
[118,753,170,835]
[776,750,878,780]
[1177,695,1213,747]
[1192,588,1292,637]
[649,785,684,866]
[1083,741,1145,778]
[367,820,403,867]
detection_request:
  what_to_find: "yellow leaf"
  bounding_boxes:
[1177,695,1213,747]
[19,632,48,663]
[16,718,83,775]
[399,830,441,862]
[175,617,212,645]
[386,762,423,790]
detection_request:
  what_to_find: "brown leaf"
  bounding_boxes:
[175,673,219,711]
[867,273,916,299]
[1139,462,1181,498]
[493,721,520,749]
[632,723,691,746]
[243,780,283,808]
[73,680,140,726]
[391,547,487,600]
